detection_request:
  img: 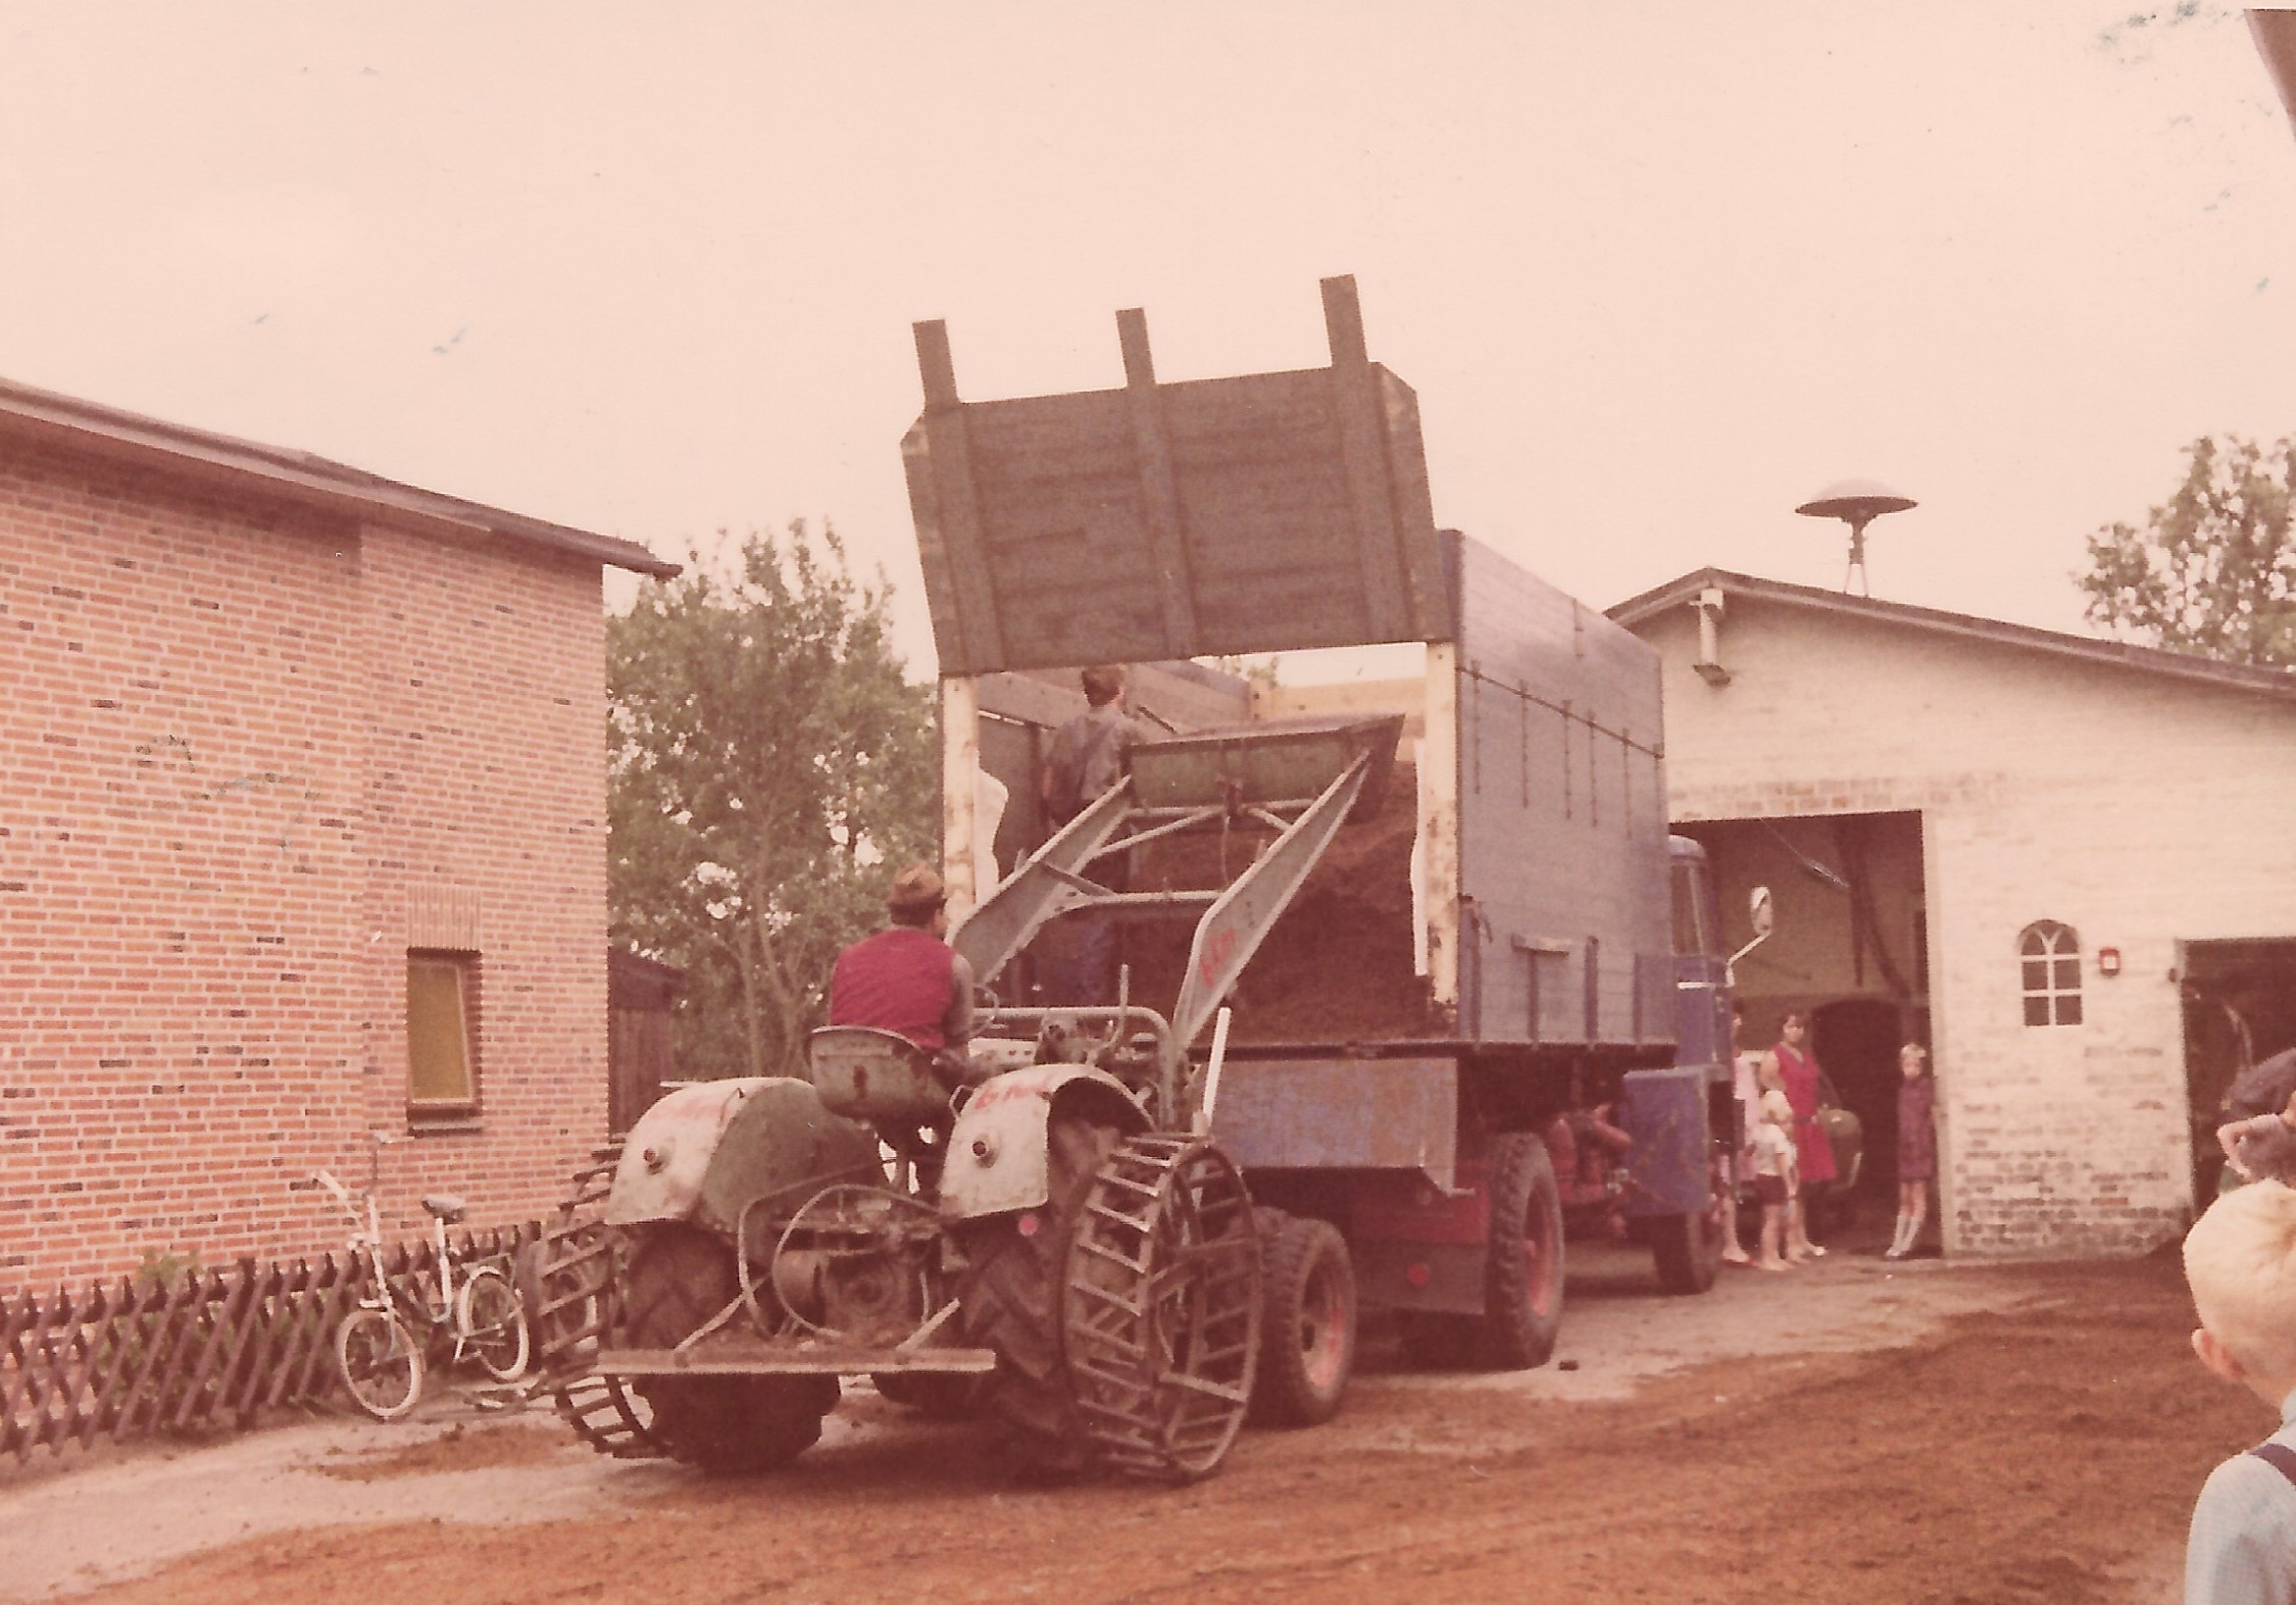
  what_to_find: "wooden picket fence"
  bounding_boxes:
[0,1224,535,1464]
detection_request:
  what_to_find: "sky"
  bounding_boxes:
[3,3,2294,678]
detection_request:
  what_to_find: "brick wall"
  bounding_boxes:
[0,440,610,1292]
[1634,595,2296,1257]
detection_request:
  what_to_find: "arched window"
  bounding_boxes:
[2020,921,2082,1028]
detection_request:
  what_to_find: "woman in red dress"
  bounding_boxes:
[1772,1011,1835,1259]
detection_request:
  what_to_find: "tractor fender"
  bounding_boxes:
[938,1064,1149,1222]
[605,1077,882,1233]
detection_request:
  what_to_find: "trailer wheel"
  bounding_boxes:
[1249,1210,1356,1428]
[1649,1151,1729,1295]
[1480,1130,1565,1369]
[622,1225,837,1475]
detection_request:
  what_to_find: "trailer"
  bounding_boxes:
[914,278,1762,1423]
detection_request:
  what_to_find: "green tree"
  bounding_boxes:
[2079,434,2296,669]
[608,525,936,1080]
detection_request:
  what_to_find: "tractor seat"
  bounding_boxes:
[421,1194,468,1224]
[807,1026,951,1125]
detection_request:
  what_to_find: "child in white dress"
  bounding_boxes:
[1750,1089,1800,1273]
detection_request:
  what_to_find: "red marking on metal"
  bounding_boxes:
[965,1070,1062,1111]
[1405,1262,1430,1288]
[1198,925,1239,987]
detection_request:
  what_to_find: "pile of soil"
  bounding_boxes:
[1123,762,1437,1045]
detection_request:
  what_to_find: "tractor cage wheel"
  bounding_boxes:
[527,1142,662,1461]
[1062,1133,1263,1482]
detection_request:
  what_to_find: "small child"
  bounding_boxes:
[1749,1089,1800,1272]
[2182,1180,2296,1600]
[1885,1043,1937,1260]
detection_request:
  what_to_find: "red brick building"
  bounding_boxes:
[0,377,674,1292]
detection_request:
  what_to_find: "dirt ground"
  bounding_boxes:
[7,1229,2264,1605]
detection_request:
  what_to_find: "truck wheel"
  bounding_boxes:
[1650,1152,1729,1295]
[622,1225,837,1475]
[1249,1210,1355,1428]
[955,1111,1123,1475]
[1480,1130,1565,1369]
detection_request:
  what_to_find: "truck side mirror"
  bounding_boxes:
[1726,886,1775,988]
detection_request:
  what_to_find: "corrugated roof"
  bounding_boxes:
[0,374,679,579]
[1608,566,2296,704]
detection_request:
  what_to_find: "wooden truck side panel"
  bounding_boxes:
[1449,534,1675,1059]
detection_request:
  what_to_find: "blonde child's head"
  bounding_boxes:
[2185,1181,2296,1396]
[1900,1042,1929,1078]
[1760,1089,1793,1127]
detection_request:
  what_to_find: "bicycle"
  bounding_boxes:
[312,1140,531,1422]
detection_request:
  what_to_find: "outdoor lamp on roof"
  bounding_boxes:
[1795,479,1917,597]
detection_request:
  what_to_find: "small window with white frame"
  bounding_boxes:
[2019,921,2082,1028]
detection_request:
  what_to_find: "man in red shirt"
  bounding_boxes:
[827,863,975,1067]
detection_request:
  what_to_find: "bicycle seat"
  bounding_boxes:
[422,1194,468,1224]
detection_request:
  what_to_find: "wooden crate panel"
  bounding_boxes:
[904,280,1452,675]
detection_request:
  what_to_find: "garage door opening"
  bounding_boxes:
[2179,936,2296,1197]
[1676,810,1929,1233]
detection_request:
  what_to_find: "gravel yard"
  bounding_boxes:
[6,1232,2256,1605]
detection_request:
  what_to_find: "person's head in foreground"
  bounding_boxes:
[2186,1179,2296,1408]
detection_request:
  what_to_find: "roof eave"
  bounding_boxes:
[1610,567,2296,705]
[0,379,679,581]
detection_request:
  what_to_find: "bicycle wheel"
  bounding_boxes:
[458,1266,531,1382]
[335,1307,425,1421]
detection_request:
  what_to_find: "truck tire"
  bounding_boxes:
[621,1225,837,1476]
[1249,1210,1355,1428]
[1650,1152,1728,1295]
[1480,1130,1566,1369]
[1394,1132,1566,1371]
[954,1111,1123,1474]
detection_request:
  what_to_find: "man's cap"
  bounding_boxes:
[886,863,947,916]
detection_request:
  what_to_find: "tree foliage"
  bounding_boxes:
[608,525,936,1080]
[2079,434,2296,669]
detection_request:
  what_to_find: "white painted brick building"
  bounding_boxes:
[1612,570,2296,1258]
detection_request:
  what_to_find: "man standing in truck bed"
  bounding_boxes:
[1040,665,1154,1004]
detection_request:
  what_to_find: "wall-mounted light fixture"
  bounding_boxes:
[2097,946,2122,978]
